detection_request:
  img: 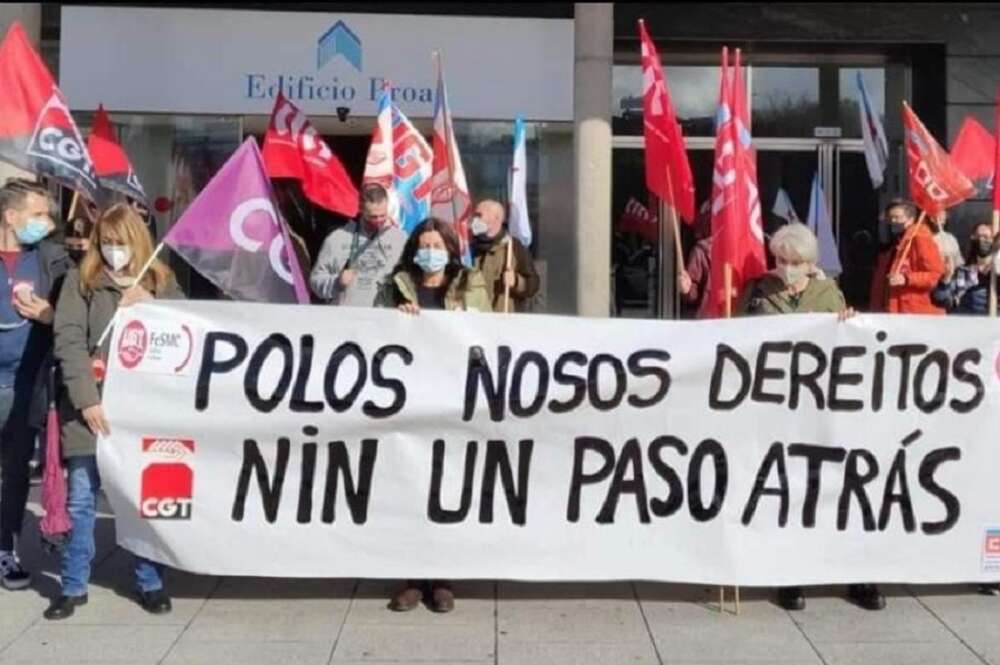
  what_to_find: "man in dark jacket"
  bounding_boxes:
[0,178,69,590]
[470,199,539,313]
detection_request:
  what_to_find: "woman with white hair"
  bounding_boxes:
[737,223,884,612]
[737,222,846,315]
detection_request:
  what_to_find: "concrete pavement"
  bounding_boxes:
[1,490,998,665]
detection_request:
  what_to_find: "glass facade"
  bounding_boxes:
[612,62,886,139]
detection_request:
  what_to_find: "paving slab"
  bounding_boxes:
[0,624,180,664]
[161,639,334,665]
[332,623,494,662]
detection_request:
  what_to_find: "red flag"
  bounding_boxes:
[87,104,147,203]
[903,102,975,216]
[638,20,695,224]
[700,48,767,318]
[994,87,1000,211]
[617,197,660,244]
[950,117,995,183]
[0,22,98,200]
[262,93,359,218]
[430,53,472,264]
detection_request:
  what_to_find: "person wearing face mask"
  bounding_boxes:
[869,199,946,314]
[469,199,539,313]
[0,179,68,591]
[930,210,963,281]
[48,203,182,621]
[737,224,887,612]
[377,217,490,613]
[310,184,407,307]
[932,222,1000,315]
[65,215,93,266]
[737,223,846,316]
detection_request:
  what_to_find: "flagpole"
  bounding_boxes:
[94,241,165,349]
[67,191,80,221]
[503,236,513,313]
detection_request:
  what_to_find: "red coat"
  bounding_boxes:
[870,222,946,314]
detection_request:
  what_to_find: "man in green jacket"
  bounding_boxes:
[470,200,539,313]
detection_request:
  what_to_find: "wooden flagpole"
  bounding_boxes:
[67,191,80,222]
[503,236,513,313]
[94,242,165,349]
[889,210,926,278]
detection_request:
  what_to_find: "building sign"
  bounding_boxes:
[59,7,574,121]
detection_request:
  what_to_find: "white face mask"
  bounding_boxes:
[101,244,132,272]
[775,264,809,287]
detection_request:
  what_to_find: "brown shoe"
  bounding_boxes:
[389,584,423,612]
[431,582,455,613]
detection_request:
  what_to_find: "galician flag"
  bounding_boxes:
[509,115,532,247]
[806,172,842,277]
[163,138,309,304]
[430,52,472,264]
[856,72,889,189]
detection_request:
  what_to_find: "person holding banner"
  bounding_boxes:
[0,179,68,591]
[378,217,492,316]
[869,200,946,315]
[310,184,406,307]
[47,204,181,620]
[470,200,539,313]
[736,223,846,316]
[736,223,885,611]
[379,217,491,613]
[933,223,1000,316]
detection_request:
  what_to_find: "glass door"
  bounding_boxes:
[611,138,881,319]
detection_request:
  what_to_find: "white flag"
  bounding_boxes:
[857,72,889,189]
[509,115,532,247]
[771,187,802,225]
[807,173,842,277]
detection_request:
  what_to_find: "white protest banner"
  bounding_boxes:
[101,301,1000,585]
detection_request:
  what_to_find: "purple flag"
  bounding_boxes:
[163,138,309,303]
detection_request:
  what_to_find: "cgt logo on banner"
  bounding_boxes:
[117,318,197,376]
[139,437,195,520]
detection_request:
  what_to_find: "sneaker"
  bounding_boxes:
[847,583,886,611]
[138,589,172,615]
[0,551,31,591]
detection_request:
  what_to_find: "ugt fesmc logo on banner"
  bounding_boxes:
[117,319,198,376]
[140,438,195,520]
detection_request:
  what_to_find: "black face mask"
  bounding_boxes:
[889,223,907,239]
[68,249,87,264]
[976,239,994,259]
[473,230,502,254]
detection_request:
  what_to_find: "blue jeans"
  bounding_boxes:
[61,455,165,597]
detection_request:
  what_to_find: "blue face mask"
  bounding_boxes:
[414,248,450,274]
[14,217,51,246]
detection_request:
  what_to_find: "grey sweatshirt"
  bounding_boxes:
[310,221,407,307]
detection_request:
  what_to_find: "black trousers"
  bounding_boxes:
[0,386,39,552]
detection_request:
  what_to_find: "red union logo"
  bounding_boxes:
[986,533,1000,554]
[117,320,148,370]
[140,437,195,520]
